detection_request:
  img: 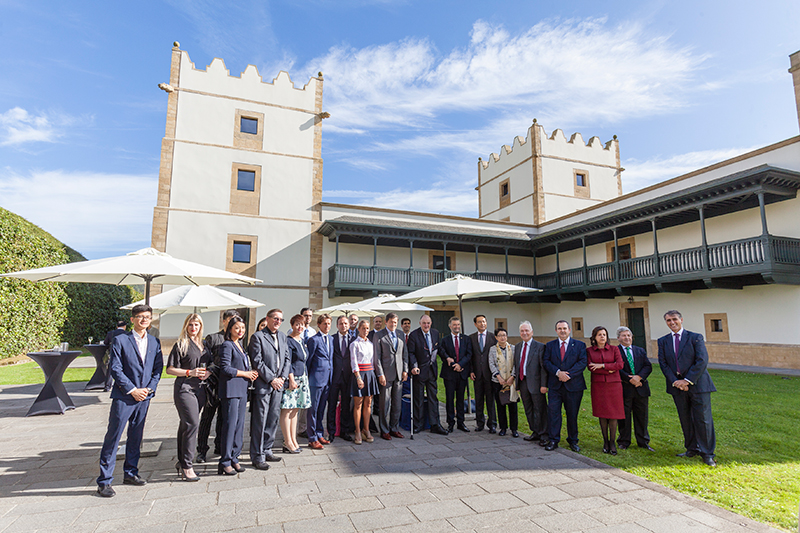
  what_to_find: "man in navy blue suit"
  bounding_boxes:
[543,320,586,452]
[96,304,163,498]
[408,315,448,435]
[439,316,473,433]
[658,310,717,467]
[616,326,654,451]
[328,315,354,442]
[306,313,334,449]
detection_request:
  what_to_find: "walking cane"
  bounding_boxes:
[409,372,414,440]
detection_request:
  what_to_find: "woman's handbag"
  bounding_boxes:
[499,386,513,405]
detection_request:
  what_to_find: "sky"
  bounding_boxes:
[1,0,798,259]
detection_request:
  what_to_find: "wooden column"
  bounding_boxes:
[651,218,660,277]
[334,233,340,263]
[698,205,708,270]
[758,192,769,236]
[474,245,480,273]
[613,228,619,281]
[581,236,587,286]
[555,242,561,289]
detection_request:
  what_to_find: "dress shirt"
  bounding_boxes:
[388,329,398,349]
[349,336,375,372]
[132,329,148,364]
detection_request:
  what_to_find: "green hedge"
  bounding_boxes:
[0,206,139,359]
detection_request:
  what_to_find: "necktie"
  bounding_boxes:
[625,346,634,372]
[479,333,485,351]
[519,342,527,379]
[341,335,347,357]
[391,331,397,350]
[326,335,332,356]
[271,333,278,369]
[405,333,409,345]
[303,329,309,342]
[454,335,460,362]
[560,341,566,362]
[673,333,681,374]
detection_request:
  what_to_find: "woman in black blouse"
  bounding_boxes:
[165,314,211,481]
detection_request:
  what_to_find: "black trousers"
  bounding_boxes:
[547,387,583,446]
[197,394,223,456]
[412,375,441,431]
[492,382,517,431]
[327,374,354,436]
[671,390,715,458]
[617,393,650,447]
[518,378,548,441]
[174,379,206,469]
[444,377,467,427]
[473,377,496,430]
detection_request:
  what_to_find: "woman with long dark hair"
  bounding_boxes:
[587,325,625,455]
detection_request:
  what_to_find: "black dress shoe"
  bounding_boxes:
[677,450,698,458]
[488,427,496,434]
[264,455,282,462]
[523,434,536,441]
[544,442,558,451]
[447,425,455,433]
[639,444,655,452]
[703,456,717,467]
[231,462,245,473]
[195,453,207,464]
[617,444,629,450]
[123,475,146,486]
[430,425,448,435]
[511,430,519,438]
[252,462,270,470]
[97,485,115,498]
[538,440,548,447]
[569,443,581,452]
[498,429,507,436]
[218,464,237,475]
[457,424,470,433]
[341,433,354,442]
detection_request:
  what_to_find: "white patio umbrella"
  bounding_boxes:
[0,247,261,304]
[392,275,540,324]
[354,294,433,313]
[121,285,264,315]
[314,302,384,318]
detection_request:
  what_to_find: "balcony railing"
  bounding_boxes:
[328,235,800,296]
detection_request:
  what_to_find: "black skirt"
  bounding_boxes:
[351,369,380,397]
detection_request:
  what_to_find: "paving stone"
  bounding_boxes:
[511,486,573,505]
[477,478,531,493]
[557,480,615,498]
[461,492,526,513]
[351,482,417,498]
[218,484,279,504]
[547,495,613,513]
[635,514,716,532]
[378,489,437,508]
[429,483,486,500]
[532,510,605,532]
[584,524,652,533]
[257,503,323,525]
[595,475,644,492]
[408,499,475,521]
[73,501,155,525]
[374,518,456,533]
[604,488,665,504]
[282,514,355,533]
[682,509,752,532]
[321,495,383,516]
[185,510,259,532]
[349,506,418,531]
[278,480,320,498]
[630,498,695,516]
[149,491,219,514]
[584,502,653,525]
[236,493,310,513]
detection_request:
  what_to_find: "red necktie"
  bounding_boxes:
[454,336,460,362]
[560,341,566,361]
[519,342,527,379]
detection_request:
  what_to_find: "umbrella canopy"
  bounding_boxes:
[122,285,264,315]
[316,294,432,317]
[0,247,261,304]
[314,302,384,318]
[392,275,540,323]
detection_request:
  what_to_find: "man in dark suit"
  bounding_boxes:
[306,314,334,449]
[96,304,163,498]
[439,316,473,432]
[616,326,654,451]
[249,308,291,468]
[400,318,412,346]
[196,309,240,463]
[658,310,717,467]
[515,321,549,445]
[543,320,587,452]
[374,312,409,440]
[367,315,383,342]
[102,320,128,392]
[407,315,447,435]
[469,314,497,433]
[328,315,354,442]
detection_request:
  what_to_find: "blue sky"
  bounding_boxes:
[1,0,798,259]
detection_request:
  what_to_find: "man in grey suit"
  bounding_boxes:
[249,308,291,469]
[374,312,408,440]
[469,314,497,433]
[515,321,549,445]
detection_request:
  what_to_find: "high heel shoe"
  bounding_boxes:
[217,464,237,476]
[362,430,374,443]
[610,446,618,456]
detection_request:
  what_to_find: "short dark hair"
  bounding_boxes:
[301,307,312,315]
[222,309,240,321]
[290,314,305,327]
[494,327,507,336]
[337,315,349,325]
[267,308,283,318]
[400,317,411,325]
[317,313,332,326]
[131,304,152,317]
[555,320,570,330]
[664,310,682,320]
[473,314,486,323]
[448,316,460,324]
[385,312,398,321]
[224,316,246,341]
[589,326,609,347]
[116,320,127,328]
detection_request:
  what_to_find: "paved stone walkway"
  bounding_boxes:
[0,381,780,533]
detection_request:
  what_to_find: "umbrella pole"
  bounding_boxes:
[145,279,151,306]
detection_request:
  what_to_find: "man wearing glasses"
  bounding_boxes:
[97,304,163,497]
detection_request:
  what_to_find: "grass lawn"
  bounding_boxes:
[0,355,174,386]
[437,369,800,532]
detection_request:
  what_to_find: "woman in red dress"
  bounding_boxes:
[587,326,625,455]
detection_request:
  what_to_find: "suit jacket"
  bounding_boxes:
[407,327,440,382]
[439,333,473,381]
[373,328,409,382]
[657,330,716,394]
[513,339,547,394]
[219,339,250,399]
[543,338,587,392]
[587,345,623,384]
[248,328,291,395]
[204,330,225,365]
[469,331,497,382]
[306,331,334,387]
[108,331,163,402]
[331,331,352,383]
[618,344,651,398]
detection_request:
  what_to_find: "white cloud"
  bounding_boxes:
[0,169,157,258]
[305,17,708,137]
[0,107,61,146]
[621,146,760,192]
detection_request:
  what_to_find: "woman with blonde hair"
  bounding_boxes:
[166,313,211,481]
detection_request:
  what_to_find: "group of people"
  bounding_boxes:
[95,303,717,498]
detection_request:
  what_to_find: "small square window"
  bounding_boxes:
[501,183,509,197]
[237,169,256,192]
[240,117,258,135]
[612,244,632,261]
[232,242,251,263]
[432,255,452,270]
[711,319,723,332]
[576,173,586,187]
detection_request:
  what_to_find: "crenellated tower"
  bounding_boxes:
[477,120,622,225]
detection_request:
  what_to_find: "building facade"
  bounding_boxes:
[153,45,800,370]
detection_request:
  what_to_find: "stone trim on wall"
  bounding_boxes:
[499,178,511,208]
[308,73,325,310]
[233,109,265,150]
[606,236,637,263]
[573,169,591,199]
[226,233,258,278]
[704,313,730,343]
[229,162,262,215]
[571,317,584,339]
[618,300,652,356]
[428,250,456,271]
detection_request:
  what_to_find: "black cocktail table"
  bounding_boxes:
[84,344,108,391]
[26,351,82,416]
